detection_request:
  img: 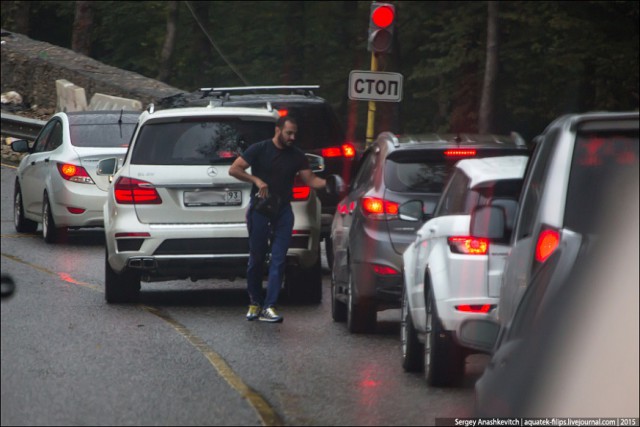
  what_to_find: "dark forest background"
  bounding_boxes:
[1,1,638,142]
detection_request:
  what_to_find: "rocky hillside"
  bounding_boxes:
[1,29,190,165]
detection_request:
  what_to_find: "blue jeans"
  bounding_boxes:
[246,202,294,308]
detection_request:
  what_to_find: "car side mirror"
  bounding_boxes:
[305,153,325,173]
[97,157,118,176]
[458,318,500,354]
[10,139,30,153]
[398,200,424,222]
[470,205,506,239]
[325,174,346,200]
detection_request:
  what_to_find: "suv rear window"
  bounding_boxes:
[130,117,274,165]
[385,148,526,193]
[565,129,639,234]
[226,101,344,150]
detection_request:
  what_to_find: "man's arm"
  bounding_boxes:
[299,169,326,190]
[229,157,269,198]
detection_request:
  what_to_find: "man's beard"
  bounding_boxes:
[279,135,293,148]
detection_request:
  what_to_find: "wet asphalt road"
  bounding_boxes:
[1,163,485,426]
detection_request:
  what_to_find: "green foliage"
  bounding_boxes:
[1,0,638,142]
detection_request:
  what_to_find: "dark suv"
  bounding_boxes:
[329,132,530,333]
[159,86,357,263]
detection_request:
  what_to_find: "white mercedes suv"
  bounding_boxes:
[400,155,529,386]
[98,103,323,304]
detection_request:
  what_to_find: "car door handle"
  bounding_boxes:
[44,158,50,163]
[31,161,36,166]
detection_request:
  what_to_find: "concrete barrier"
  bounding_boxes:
[55,79,88,112]
[88,93,143,111]
[55,79,143,112]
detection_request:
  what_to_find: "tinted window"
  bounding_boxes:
[565,130,639,234]
[70,122,136,148]
[45,121,63,151]
[351,149,377,190]
[33,121,56,153]
[385,160,451,193]
[385,148,527,193]
[435,170,470,216]
[131,118,274,165]
[515,130,558,241]
[274,104,345,150]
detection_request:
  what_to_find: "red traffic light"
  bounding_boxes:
[368,2,396,53]
[372,5,395,28]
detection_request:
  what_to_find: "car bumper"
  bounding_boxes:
[50,184,107,227]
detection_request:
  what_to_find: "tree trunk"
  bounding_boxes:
[71,1,93,56]
[157,1,178,82]
[479,1,498,133]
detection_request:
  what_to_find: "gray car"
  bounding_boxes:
[329,131,529,333]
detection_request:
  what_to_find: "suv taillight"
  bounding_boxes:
[447,236,489,255]
[534,227,560,263]
[444,149,477,157]
[114,177,162,204]
[321,143,356,159]
[56,163,94,184]
[292,175,310,201]
[361,196,399,220]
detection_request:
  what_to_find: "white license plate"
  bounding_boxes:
[184,190,242,207]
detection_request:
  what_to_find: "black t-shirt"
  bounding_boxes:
[241,139,310,203]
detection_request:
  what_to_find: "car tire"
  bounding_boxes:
[14,182,38,233]
[42,192,67,244]
[401,289,424,372]
[425,286,464,387]
[331,270,347,322]
[104,248,140,304]
[284,252,322,304]
[347,263,376,333]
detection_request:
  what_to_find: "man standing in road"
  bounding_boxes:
[229,116,327,323]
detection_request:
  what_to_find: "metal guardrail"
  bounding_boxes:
[1,112,46,140]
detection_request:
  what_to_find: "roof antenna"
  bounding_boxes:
[118,108,123,124]
[454,134,462,144]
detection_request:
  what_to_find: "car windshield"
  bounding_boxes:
[69,123,137,148]
[565,129,639,235]
[130,117,274,165]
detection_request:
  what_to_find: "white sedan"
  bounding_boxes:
[12,110,139,243]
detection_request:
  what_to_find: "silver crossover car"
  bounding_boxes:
[330,132,529,333]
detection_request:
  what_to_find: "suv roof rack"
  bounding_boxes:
[199,85,320,98]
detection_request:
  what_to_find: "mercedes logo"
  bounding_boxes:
[207,167,218,177]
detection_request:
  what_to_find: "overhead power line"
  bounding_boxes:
[184,1,251,86]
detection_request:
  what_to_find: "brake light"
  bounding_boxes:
[535,228,560,263]
[115,232,151,238]
[277,109,288,117]
[56,163,94,184]
[373,264,400,275]
[455,304,495,313]
[444,149,477,157]
[321,143,356,159]
[447,236,489,255]
[114,177,162,204]
[342,143,356,158]
[361,196,399,219]
[292,175,310,201]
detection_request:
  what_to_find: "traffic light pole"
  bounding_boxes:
[365,52,378,147]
